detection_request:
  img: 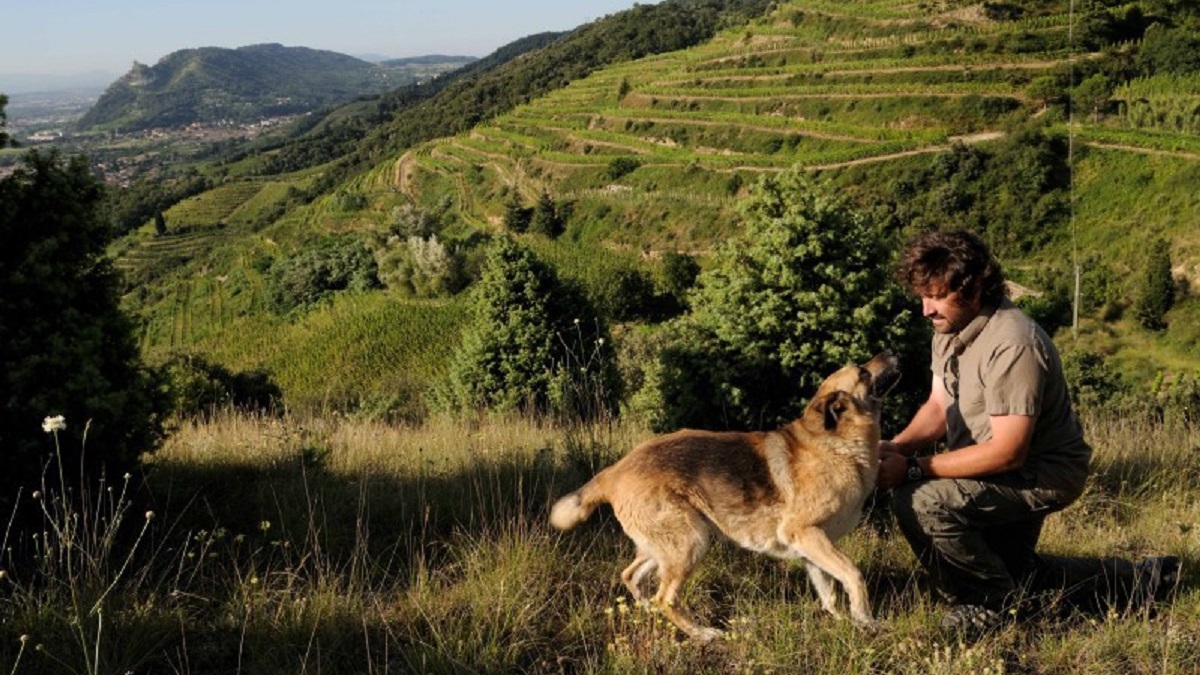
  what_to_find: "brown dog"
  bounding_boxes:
[550,352,899,641]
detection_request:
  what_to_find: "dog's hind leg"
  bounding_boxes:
[646,510,722,642]
[805,562,843,619]
[620,549,657,604]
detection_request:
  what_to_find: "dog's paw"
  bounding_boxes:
[855,618,883,634]
[690,627,725,643]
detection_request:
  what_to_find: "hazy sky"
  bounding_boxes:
[0,0,657,78]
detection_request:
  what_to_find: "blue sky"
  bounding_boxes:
[0,0,657,78]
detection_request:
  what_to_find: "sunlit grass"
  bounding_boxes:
[2,409,1197,673]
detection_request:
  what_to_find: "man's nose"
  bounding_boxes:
[922,298,937,316]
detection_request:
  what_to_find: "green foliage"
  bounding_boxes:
[1134,237,1174,331]
[0,150,166,508]
[266,235,382,312]
[1062,348,1127,412]
[589,263,660,323]
[1157,371,1200,425]
[376,234,469,298]
[0,93,10,147]
[853,129,1070,259]
[436,238,620,420]
[106,171,212,235]
[157,351,282,418]
[659,251,702,313]
[637,170,926,431]
[528,190,564,238]
[503,191,531,233]
[371,203,472,298]
[1137,23,1200,76]
[1074,73,1113,122]
[606,156,641,181]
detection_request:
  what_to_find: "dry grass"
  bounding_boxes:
[1,410,1197,674]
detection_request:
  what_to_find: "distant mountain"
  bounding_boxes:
[75,44,409,132]
[379,55,477,67]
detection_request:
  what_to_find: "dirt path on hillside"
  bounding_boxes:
[656,59,1069,87]
[597,115,878,144]
[625,91,1031,105]
[1084,142,1200,161]
[807,131,1004,170]
[394,151,416,198]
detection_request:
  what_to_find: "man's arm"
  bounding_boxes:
[918,413,1034,479]
[877,376,948,488]
[882,375,948,456]
[877,376,1035,487]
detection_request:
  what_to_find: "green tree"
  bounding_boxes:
[266,235,382,312]
[0,150,166,512]
[639,170,926,431]
[1137,23,1200,75]
[1134,237,1174,330]
[1074,73,1112,122]
[528,189,562,238]
[0,93,10,147]
[436,238,619,420]
[503,191,531,233]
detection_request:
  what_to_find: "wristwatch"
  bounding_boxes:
[906,455,925,482]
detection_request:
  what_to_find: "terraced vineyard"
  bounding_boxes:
[395,1,1195,251]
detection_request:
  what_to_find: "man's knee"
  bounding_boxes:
[891,479,967,535]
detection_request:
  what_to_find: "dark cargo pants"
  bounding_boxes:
[891,474,1139,612]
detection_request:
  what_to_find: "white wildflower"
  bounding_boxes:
[41,415,66,433]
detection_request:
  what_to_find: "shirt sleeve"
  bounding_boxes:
[984,343,1044,416]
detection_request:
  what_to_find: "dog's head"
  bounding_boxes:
[801,351,900,437]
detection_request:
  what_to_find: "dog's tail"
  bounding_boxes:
[549,467,614,531]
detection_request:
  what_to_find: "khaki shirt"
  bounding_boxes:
[932,299,1091,499]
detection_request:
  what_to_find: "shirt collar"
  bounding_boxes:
[950,302,998,356]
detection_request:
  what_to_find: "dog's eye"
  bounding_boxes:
[858,367,871,383]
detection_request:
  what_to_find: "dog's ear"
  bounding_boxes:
[822,391,851,431]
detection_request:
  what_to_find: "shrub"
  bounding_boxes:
[267,235,382,312]
[606,156,641,181]
[1134,237,1174,331]
[1062,348,1126,412]
[503,191,531,233]
[435,237,620,420]
[590,264,659,323]
[636,170,926,431]
[528,190,564,238]
[157,351,282,418]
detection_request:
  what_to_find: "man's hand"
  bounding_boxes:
[877,443,907,489]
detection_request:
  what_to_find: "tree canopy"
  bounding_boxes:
[640,170,927,431]
[0,150,165,511]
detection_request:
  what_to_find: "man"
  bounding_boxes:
[877,229,1179,634]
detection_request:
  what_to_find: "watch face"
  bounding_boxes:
[906,457,921,480]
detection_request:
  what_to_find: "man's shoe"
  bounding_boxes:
[940,604,1004,637]
[1132,555,1181,609]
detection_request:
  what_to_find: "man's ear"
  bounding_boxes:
[823,391,851,431]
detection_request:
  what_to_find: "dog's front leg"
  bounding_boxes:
[804,562,843,619]
[784,525,879,630]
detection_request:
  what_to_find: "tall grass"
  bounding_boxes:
[2,409,1197,673]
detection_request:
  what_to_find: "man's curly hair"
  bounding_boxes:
[896,230,1007,307]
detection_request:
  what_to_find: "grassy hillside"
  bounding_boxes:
[111,0,1200,416]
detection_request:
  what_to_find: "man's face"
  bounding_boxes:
[918,283,981,334]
